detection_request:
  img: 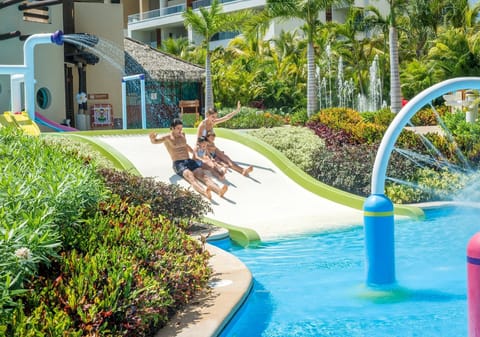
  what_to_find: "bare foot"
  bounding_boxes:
[219,184,228,197]
[242,165,253,176]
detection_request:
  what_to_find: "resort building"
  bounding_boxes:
[0,1,124,130]
[0,0,389,130]
[126,0,389,49]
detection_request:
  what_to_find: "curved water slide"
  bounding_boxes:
[84,129,423,245]
[0,111,77,133]
[34,112,78,132]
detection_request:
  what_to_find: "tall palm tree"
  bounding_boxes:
[183,0,248,111]
[374,0,408,113]
[267,0,352,117]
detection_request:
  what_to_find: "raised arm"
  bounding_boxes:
[214,101,241,125]
[149,132,168,144]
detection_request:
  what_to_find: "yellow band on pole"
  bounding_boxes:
[364,211,394,217]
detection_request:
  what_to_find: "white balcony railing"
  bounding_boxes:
[128,4,185,24]
[192,0,238,9]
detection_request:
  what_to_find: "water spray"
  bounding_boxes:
[0,30,64,119]
[365,77,480,287]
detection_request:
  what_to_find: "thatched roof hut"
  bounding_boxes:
[124,37,204,82]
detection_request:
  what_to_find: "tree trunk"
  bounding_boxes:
[205,52,214,112]
[389,26,402,113]
[307,42,318,116]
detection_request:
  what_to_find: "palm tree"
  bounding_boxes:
[160,37,191,59]
[267,0,352,117]
[183,0,249,111]
[333,7,380,99]
[373,0,408,113]
[241,9,271,57]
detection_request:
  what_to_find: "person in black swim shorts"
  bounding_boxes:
[149,118,227,200]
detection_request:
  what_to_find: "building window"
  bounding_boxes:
[36,87,51,110]
[211,31,239,41]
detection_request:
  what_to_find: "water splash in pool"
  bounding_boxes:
[216,207,477,337]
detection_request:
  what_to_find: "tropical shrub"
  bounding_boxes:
[0,127,106,327]
[309,143,376,196]
[286,108,308,126]
[9,197,211,336]
[219,107,285,129]
[309,143,427,198]
[98,168,212,222]
[386,168,469,204]
[306,119,358,147]
[360,108,395,127]
[1,127,214,336]
[248,126,325,172]
[309,107,387,144]
[409,105,448,126]
[442,111,480,166]
[42,135,115,169]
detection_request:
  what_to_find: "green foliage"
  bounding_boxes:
[386,168,469,204]
[219,107,285,129]
[0,127,106,326]
[310,107,387,144]
[10,197,211,336]
[41,135,116,170]
[286,108,308,126]
[384,183,425,204]
[248,126,325,172]
[306,143,418,197]
[400,59,444,100]
[0,127,212,335]
[309,144,375,196]
[360,108,395,127]
[442,111,480,166]
[409,105,448,126]
[98,168,212,222]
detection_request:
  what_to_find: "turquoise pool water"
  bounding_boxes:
[214,207,480,337]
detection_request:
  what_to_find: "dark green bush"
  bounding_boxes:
[0,127,106,325]
[98,168,212,222]
[9,197,211,336]
[386,167,470,204]
[308,143,421,198]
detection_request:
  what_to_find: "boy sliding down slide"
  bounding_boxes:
[149,118,228,200]
[193,136,227,181]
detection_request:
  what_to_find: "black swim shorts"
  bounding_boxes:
[173,159,201,177]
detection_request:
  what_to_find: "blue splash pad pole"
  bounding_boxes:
[364,194,395,286]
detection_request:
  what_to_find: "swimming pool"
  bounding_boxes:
[214,207,480,337]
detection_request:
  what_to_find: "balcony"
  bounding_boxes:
[128,4,185,24]
[192,0,238,9]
